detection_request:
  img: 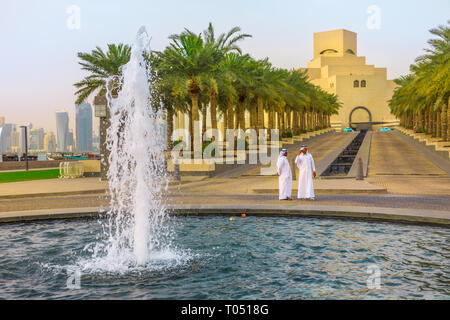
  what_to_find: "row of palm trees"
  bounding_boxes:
[389,21,449,141]
[74,23,342,150]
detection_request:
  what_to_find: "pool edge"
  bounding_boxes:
[0,205,449,227]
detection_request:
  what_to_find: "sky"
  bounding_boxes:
[0,0,449,133]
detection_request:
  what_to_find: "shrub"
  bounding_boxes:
[173,140,183,148]
[202,141,216,156]
[285,131,293,138]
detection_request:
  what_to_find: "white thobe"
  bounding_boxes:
[295,153,315,199]
[277,156,292,200]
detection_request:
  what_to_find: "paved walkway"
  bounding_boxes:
[369,131,446,175]
[367,131,450,195]
[0,177,108,199]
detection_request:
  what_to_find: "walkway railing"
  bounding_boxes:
[59,162,84,179]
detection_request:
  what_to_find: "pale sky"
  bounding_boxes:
[0,0,449,133]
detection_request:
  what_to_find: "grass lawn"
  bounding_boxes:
[0,169,60,183]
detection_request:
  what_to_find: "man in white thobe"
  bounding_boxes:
[295,145,316,200]
[277,149,292,200]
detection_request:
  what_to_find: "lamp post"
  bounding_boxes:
[93,95,109,180]
[20,125,28,171]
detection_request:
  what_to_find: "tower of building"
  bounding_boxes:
[75,102,93,152]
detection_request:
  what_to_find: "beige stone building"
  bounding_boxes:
[300,29,398,131]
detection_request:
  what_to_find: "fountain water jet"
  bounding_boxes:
[102,26,169,267]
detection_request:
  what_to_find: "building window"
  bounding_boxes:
[346,49,356,55]
[354,80,359,88]
[361,80,366,87]
[320,49,338,55]
[330,82,334,88]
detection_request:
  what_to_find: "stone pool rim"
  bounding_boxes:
[0,204,449,227]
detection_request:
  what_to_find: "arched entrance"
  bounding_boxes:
[349,106,372,130]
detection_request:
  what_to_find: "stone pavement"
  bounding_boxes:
[251,177,386,194]
[367,130,450,194]
[0,177,108,199]
[369,131,446,176]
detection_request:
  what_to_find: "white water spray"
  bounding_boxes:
[102,26,169,266]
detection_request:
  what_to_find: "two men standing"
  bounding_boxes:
[277,145,316,200]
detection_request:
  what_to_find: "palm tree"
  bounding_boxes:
[155,31,213,153]
[389,21,449,141]
[74,44,131,104]
[201,23,251,134]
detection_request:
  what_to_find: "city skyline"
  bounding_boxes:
[0,110,98,154]
[0,0,449,132]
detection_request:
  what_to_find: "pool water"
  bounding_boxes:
[0,215,448,299]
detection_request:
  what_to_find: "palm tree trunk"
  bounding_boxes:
[202,104,207,139]
[428,106,432,134]
[188,108,193,156]
[190,92,200,156]
[436,108,441,138]
[268,108,274,140]
[442,103,448,141]
[257,97,264,132]
[222,107,227,141]
[238,102,245,131]
[418,110,424,132]
[447,98,450,142]
[235,104,240,130]
[431,110,436,137]
[210,93,217,131]
[286,107,291,132]
[293,111,298,134]
[227,100,234,130]
[191,92,200,123]
[250,104,257,130]
[277,111,281,132]
[166,108,174,151]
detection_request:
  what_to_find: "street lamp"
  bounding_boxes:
[93,95,109,180]
[20,125,28,171]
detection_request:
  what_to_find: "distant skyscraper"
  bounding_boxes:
[0,123,12,153]
[75,102,93,152]
[44,132,56,152]
[67,130,74,151]
[0,117,4,153]
[55,111,69,152]
[30,128,45,151]
[20,126,27,154]
[10,125,20,153]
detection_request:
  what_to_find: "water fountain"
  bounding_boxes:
[90,26,171,269]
